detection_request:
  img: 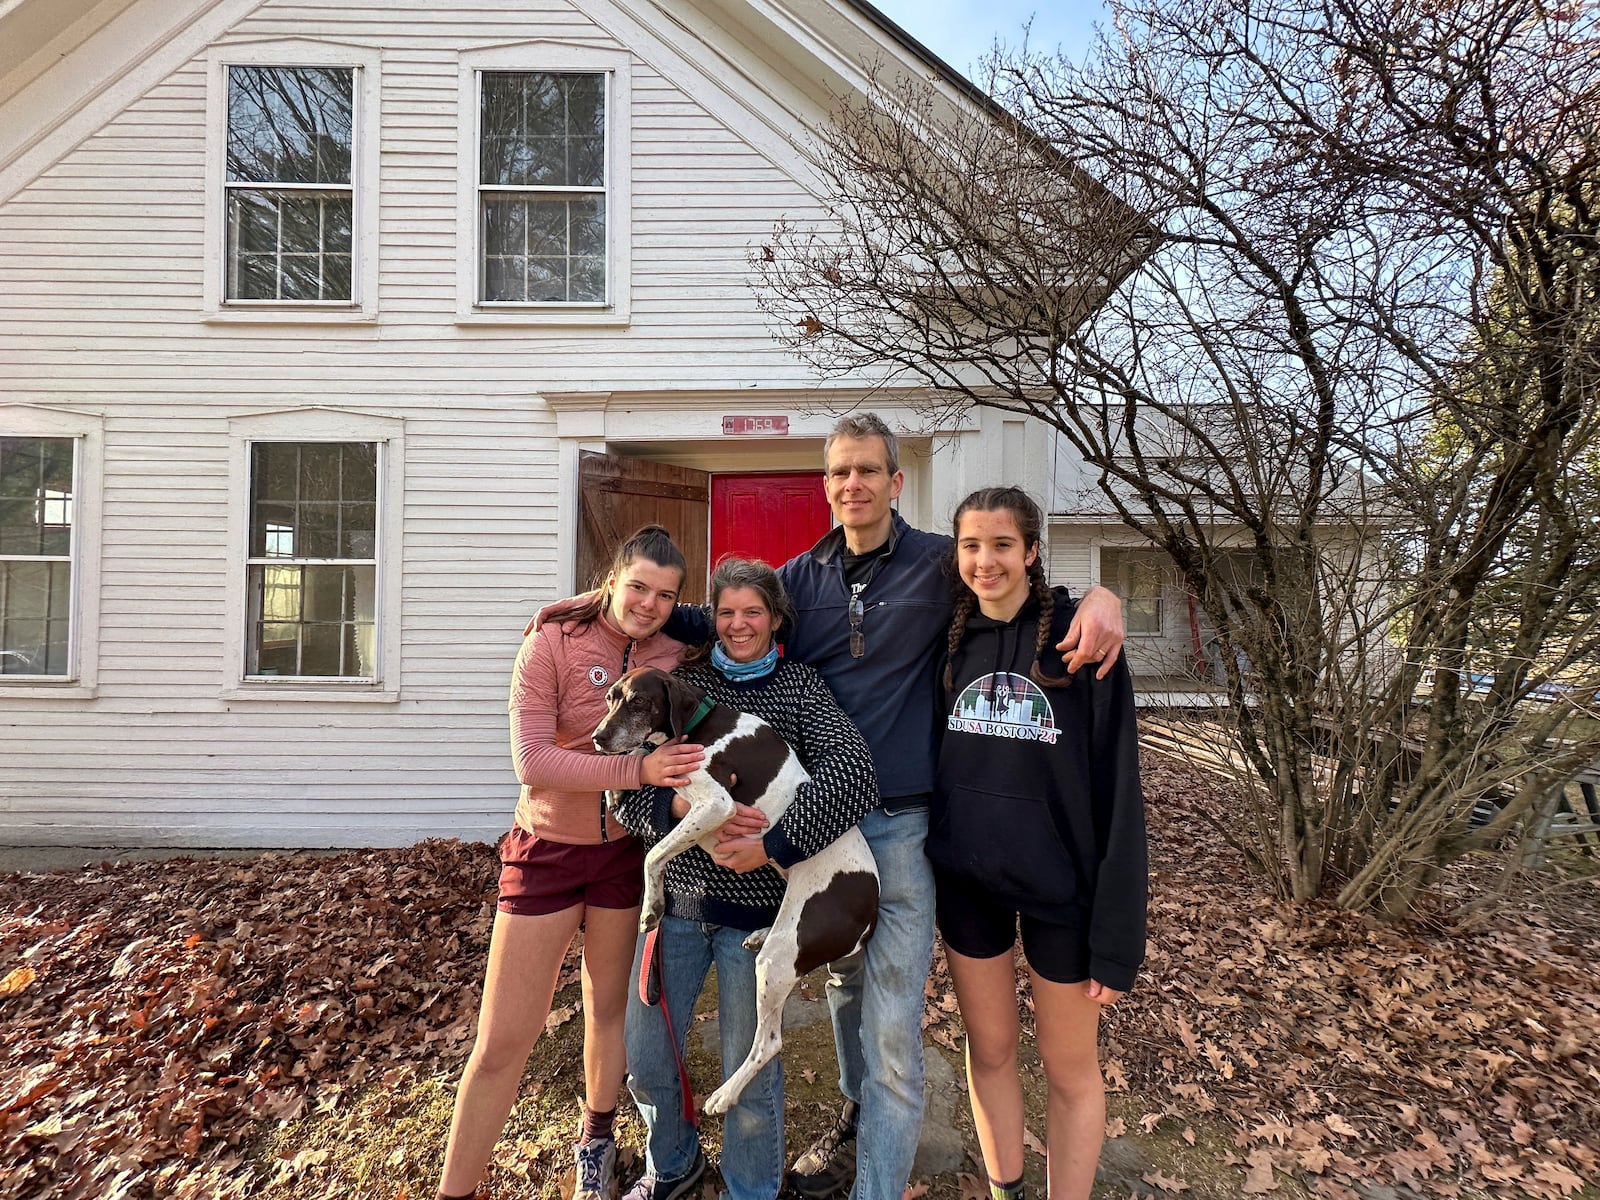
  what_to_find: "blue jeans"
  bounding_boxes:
[824,807,936,1200]
[625,918,785,1200]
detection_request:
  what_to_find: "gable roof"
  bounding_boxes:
[0,0,995,200]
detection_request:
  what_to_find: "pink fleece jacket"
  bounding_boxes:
[509,609,687,845]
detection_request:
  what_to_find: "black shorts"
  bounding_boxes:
[497,825,645,916]
[934,867,1089,984]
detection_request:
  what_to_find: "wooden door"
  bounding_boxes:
[710,472,831,568]
[577,452,710,603]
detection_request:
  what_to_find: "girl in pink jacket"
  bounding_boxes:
[437,526,705,1200]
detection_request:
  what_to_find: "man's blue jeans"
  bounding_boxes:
[824,807,936,1200]
[625,917,784,1200]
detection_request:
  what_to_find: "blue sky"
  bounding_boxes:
[865,0,1108,78]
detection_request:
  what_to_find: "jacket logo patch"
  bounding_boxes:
[588,665,610,687]
[948,672,1059,744]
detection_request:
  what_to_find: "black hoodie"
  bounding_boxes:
[928,586,1147,992]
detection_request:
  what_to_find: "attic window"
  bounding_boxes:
[477,71,608,305]
[224,65,355,303]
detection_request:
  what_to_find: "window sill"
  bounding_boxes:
[0,683,97,699]
[205,308,378,327]
[223,683,400,703]
[456,308,630,329]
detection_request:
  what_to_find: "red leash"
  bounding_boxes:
[638,925,698,1127]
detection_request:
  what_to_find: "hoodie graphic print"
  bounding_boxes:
[948,672,1060,744]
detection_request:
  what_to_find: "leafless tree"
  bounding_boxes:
[756,0,1600,916]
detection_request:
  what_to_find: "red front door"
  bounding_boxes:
[711,472,831,568]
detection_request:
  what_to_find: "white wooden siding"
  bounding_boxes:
[0,0,840,846]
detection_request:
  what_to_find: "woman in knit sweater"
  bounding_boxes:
[610,558,879,1200]
[436,526,707,1200]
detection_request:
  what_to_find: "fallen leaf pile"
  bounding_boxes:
[3,750,1598,1200]
[1099,756,1600,1199]
[0,838,502,1199]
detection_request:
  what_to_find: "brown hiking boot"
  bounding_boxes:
[787,1103,858,1200]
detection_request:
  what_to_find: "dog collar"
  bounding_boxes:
[682,696,716,735]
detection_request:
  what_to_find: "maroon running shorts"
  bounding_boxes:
[496,824,645,917]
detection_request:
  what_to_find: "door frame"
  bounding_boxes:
[543,391,966,595]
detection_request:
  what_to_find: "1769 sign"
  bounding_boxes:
[721,415,789,436]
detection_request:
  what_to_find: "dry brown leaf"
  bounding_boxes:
[1324,1114,1360,1138]
[1250,1117,1292,1146]
[1142,1169,1190,1193]
[545,1003,580,1033]
[1241,1148,1279,1194]
[1531,1160,1586,1195]
[0,966,36,997]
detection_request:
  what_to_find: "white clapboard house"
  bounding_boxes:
[0,0,1195,848]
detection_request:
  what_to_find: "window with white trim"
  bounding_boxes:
[477,71,608,304]
[225,65,355,303]
[0,437,75,677]
[1101,547,1175,636]
[246,442,378,678]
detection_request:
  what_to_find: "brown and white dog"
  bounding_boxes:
[592,665,878,1115]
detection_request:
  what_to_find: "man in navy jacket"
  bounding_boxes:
[712,413,1126,1200]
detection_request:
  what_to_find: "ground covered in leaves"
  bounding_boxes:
[2,750,1598,1200]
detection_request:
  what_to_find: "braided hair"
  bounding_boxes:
[942,486,1068,691]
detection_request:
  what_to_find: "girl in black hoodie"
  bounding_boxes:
[927,487,1146,1200]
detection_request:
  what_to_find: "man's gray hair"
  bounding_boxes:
[823,412,899,475]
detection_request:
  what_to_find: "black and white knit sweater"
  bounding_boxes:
[610,658,879,932]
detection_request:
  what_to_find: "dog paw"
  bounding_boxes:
[702,1085,733,1116]
[639,910,663,933]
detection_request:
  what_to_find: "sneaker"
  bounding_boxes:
[620,1149,707,1200]
[787,1121,857,1200]
[575,1137,618,1200]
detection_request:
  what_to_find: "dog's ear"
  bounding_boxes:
[665,672,705,741]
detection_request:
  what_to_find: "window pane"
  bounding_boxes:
[297,502,340,557]
[570,258,606,304]
[526,200,568,256]
[483,253,527,302]
[323,254,353,300]
[250,442,377,561]
[1103,548,1170,635]
[528,257,568,303]
[298,444,344,500]
[248,563,375,677]
[0,437,73,556]
[480,197,607,303]
[227,66,354,185]
[231,191,280,252]
[479,71,605,188]
[0,560,71,676]
[570,136,604,189]
[484,198,527,255]
[231,252,277,301]
[228,192,354,302]
[252,443,300,502]
[570,196,605,256]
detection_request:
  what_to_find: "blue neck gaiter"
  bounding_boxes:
[711,641,780,681]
